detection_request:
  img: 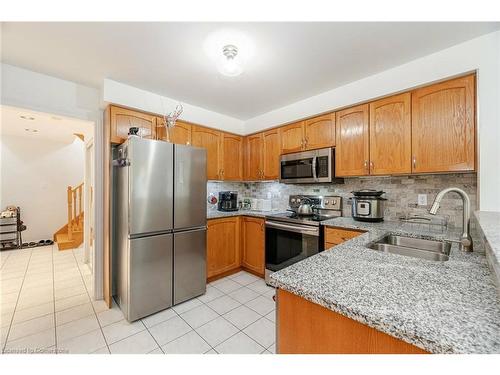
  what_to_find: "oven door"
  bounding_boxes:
[265,220,321,276]
[280,148,333,183]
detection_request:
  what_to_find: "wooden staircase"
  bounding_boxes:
[54,183,84,251]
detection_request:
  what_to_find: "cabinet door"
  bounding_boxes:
[221,133,243,181]
[246,133,263,180]
[412,75,475,173]
[280,121,305,154]
[262,129,281,180]
[157,118,192,145]
[207,218,240,279]
[110,106,156,144]
[241,217,265,277]
[335,104,370,176]
[304,113,336,150]
[191,126,222,180]
[369,93,411,175]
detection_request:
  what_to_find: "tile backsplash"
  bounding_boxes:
[208,173,477,229]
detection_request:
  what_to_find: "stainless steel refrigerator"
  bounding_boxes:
[114,137,207,322]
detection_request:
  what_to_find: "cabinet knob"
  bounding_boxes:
[370,161,374,171]
[364,160,369,170]
[412,156,417,169]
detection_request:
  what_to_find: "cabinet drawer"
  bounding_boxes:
[324,227,364,245]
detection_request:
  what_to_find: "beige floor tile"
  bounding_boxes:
[97,305,125,327]
[141,307,177,328]
[58,329,106,354]
[148,315,192,346]
[195,316,238,347]
[12,302,54,324]
[4,328,55,353]
[102,319,145,344]
[8,314,55,341]
[242,317,275,348]
[223,305,262,330]
[56,314,100,342]
[55,293,90,312]
[55,284,87,300]
[109,330,158,354]
[206,295,241,315]
[162,330,211,354]
[214,331,265,354]
[55,302,94,326]
[180,304,219,329]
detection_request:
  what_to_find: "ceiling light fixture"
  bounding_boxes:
[218,44,243,77]
[20,115,35,121]
[24,128,38,133]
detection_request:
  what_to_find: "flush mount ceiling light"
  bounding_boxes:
[20,115,35,121]
[24,128,38,133]
[204,29,255,78]
[218,44,243,77]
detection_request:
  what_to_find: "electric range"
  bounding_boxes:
[264,195,342,283]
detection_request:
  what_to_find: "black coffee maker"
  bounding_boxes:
[218,191,238,212]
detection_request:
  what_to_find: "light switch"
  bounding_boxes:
[417,194,427,206]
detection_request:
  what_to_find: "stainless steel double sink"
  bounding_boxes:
[367,234,451,262]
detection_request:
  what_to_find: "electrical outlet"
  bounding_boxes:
[417,194,427,206]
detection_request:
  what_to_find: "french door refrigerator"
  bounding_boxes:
[114,137,207,322]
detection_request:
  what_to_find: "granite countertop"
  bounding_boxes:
[207,209,283,219]
[269,217,500,353]
[474,211,500,271]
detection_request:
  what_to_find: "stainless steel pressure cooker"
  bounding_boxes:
[350,190,387,222]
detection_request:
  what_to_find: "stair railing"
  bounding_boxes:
[67,182,84,241]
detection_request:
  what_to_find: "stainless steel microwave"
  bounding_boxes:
[280,147,340,184]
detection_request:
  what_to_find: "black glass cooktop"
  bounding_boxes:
[266,211,338,226]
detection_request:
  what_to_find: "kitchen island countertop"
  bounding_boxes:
[269,216,500,353]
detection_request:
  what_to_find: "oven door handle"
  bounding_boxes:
[265,221,319,236]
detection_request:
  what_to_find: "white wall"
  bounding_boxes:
[1,63,104,299]
[0,134,85,242]
[103,79,245,134]
[244,31,500,211]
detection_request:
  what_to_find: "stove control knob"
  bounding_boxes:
[291,198,296,203]
[332,200,337,205]
[325,200,329,205]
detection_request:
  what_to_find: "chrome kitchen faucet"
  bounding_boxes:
[429,187,473,252]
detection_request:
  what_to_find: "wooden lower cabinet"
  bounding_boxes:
[241,217,265,277]
[207,217,240,280]
[324,227,364,248]
[276,289,427,354]
[207,216,266,281]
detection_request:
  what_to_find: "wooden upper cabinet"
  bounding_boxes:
[303,113,336,150]
[280,121,305,154]
[221,133,243,181]
[335,104,370,177]
[110,106,156,144]
[207,217,240,279]
[245,133,264,180]
[191,125,222,180]
[156,117,192,145]
[241,217,265,277]
[369,93,411,175]
[412,74,475,173]
[262,129,281,180]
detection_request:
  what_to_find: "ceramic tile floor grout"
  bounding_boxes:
[1,246,276,354]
